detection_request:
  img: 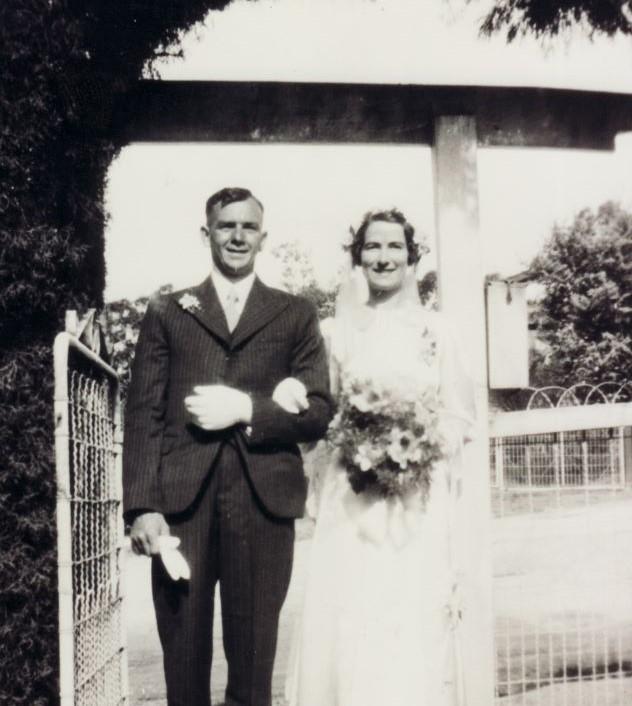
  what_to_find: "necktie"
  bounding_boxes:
[224,288,241,332]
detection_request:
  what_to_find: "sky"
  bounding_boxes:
[104,0,632,302]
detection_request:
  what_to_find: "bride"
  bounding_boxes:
[285,209,475,706]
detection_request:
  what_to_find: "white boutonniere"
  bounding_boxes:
[178,293,201,313]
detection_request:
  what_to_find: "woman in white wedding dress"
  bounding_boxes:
[286,209,475,706]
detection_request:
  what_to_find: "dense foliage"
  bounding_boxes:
[529,202,632,387]
[0,1,233,702]
[478,0,632,40]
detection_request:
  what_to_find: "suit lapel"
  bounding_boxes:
[231,278,289,348]
[184,277,231,345]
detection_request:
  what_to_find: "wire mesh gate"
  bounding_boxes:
[54,331,128,706]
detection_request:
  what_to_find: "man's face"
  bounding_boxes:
[206,198,267,280]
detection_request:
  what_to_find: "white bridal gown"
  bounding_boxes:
[286,299,475,706]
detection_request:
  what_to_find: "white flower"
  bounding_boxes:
[113,341,127,353]
[387,427,418,469]
[354,443,375,472]
[178,293,201,313]
[347,380,386,413]
[349,390,373,413]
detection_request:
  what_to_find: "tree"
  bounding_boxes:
[529,202,632,387]
[105,285,173,397]
[269,241,338,320]
[477,0,632,40]
[0,3,234,702]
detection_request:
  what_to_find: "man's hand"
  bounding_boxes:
[184,384,252,431]
[130,512,170,556]
[272,377,309,414]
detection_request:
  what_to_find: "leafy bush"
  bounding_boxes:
[1,1,233,702]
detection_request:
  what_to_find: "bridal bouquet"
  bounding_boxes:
[328,371,447,500]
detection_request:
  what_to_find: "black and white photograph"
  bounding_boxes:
[2,2,632,706]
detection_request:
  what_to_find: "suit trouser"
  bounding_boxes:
[152,442,295,706]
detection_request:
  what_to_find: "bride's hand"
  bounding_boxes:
[273,377,309,414]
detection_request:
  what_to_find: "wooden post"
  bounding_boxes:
[433,115,494,705]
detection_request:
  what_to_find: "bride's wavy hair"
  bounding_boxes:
[346,209,428,267]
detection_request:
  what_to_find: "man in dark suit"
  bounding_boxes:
[123,187,333,706]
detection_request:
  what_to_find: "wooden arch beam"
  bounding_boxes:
[114,81,632,150]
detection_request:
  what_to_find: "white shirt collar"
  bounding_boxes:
[210,265,256,304]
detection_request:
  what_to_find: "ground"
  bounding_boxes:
[125,498,632,705]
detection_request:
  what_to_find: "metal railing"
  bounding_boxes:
[490,429,626,494]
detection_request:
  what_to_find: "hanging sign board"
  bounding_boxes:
[486,280,529,389]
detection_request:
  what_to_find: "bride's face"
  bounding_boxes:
[360,221,409,295]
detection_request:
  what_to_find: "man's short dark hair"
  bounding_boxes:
[205,187,264,217]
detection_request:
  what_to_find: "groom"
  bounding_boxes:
[123,187,333,706]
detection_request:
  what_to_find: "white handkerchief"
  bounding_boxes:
[158,536,191,581]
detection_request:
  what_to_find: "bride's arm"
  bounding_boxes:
[303,317,338,519]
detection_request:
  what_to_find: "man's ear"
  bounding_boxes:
[200,226,210,245]
[258,231,268,250]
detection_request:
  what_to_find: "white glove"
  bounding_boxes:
[158,536,191,581]
[272,377,309,414]
[124,534,190,581]
[184,385,252,430]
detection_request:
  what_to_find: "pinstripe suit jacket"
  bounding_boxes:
[122,276,333,520]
